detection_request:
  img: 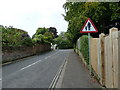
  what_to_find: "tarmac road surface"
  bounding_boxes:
[2,50,71,88]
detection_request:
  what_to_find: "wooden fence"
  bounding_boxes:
[104,28,119,88]
[76,27,119,88]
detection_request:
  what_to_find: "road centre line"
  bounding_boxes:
[45,52,58,59]
[45,55,51,59]
[20,60,42,71]
[19,52,59,71]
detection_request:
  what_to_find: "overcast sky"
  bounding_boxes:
[0,0,68,37]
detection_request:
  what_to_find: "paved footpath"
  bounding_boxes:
[61,50,101,88]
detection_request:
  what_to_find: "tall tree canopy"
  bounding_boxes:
[63,2,120,44]
[32,27,57,44]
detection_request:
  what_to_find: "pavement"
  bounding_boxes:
[60,50,101,88]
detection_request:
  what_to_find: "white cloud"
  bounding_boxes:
[0,0,68,37]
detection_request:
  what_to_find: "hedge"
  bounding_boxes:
[80,35,89,65]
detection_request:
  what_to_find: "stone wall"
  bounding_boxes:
[2,44,51,63]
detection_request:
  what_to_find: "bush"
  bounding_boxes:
[32,28,54,44]
[2,26,31,47]
[54,37,73,49]
[59,39,73,49]
[80,35,89,65]
[21,37,33,47]
[32,34,44,44]
[43,36,53,44]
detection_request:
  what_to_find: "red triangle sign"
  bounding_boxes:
[80,18,98,33]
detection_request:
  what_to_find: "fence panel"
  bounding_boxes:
[118,31,120,89]
[90,38,99,75]
[105,35,113,88]
[90,28,119,88]
[104,28,119,88]
[112,31,119,88]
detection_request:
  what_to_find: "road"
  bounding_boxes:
[2,50,71,88]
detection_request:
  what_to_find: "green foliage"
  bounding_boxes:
[21,37,33,47]
[53,32,73,49]
[1,26,32,48]
[1,25,55,50]
[59,39,72,49]
[32,27,48,38]
[36,27,48,35]
[44,36,53,44]
[44,32,54,39]
[63,2,120,44]
[32,27,55,44]
[80,35,89,65]
[49,27,58,38]
[32,34,44,44]
[53,36,62,44]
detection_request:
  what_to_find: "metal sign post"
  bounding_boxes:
[80,18,98,75]
[88,33,91,75]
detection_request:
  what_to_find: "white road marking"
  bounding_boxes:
[0,78,2,81]
[19,52,60,71]
[45,52,59,59]
[20,60,42,71]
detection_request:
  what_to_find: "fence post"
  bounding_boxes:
[109,28,118,88]
[112,31,118,88]
[88,33,91,75]
[99,33,105,86]
[98,38,101,81]
[78,38,81,56]
[118,31,120,89]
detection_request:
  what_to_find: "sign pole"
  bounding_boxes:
[88,33,91,75]
[80,18,98,75]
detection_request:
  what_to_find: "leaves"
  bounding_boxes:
[32,27,56,44]
[1,25,32,47]
[53,32,73,49]
[80,35,89,65]
[63,2,120,44]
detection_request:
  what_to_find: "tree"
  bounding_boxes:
[63,2,120,44]
[32,27,58,44]
[32,34,44,44]
[48,27,58,38]
[2,26,32,48]
[53,32,73,49]
[32,27,48,38]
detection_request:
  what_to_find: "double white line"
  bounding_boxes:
[48,56,68,89]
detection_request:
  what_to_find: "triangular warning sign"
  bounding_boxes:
[80,18,98,33]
